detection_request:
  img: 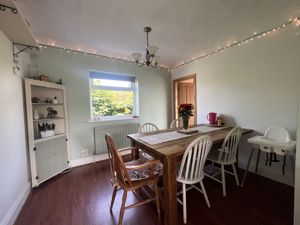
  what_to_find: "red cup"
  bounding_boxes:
[207,112,217,125]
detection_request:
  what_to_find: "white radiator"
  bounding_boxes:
[93,123,140,154]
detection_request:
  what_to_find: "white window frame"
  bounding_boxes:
[89,71,139,121]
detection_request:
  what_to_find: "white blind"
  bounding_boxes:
[89,71,136,82]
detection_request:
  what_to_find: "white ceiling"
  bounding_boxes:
[0,0,37,46]
[16,0,300,67]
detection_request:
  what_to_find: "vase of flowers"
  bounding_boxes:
[178,103,194,130]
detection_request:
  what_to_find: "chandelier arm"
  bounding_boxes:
[138,63,146,67]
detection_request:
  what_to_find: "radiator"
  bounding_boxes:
[93,123,140,155]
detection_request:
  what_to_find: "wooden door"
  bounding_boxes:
[173,75,196,126]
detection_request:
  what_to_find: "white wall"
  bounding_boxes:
[31,47,171,160]
[0,31,31,225]
[172,25,300,185]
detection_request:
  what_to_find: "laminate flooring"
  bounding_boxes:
[15,158,294,225]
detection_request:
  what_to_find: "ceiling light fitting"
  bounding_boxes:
[132,26,160,67]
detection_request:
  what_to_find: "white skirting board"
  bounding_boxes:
[70,150,131,168]
[1,182,31,225]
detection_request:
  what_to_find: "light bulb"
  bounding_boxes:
[153,55,160,66]
[147,45,159,56]
[131,53,142,63]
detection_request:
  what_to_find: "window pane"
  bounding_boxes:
[92,79,131,88]
[91,89,133,117]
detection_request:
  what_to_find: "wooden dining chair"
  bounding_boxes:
[105,133,161,225]
[138,122,159,134]
[177,135,213,224]
[105,134,138,188]
[204,126,242,196]
[170,118,183,129]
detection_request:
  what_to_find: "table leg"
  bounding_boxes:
[282,155,286,175]
[130,140,139,160]
[255,148,261,173]
[163,156,178,225]
[290,155,295,178]
[241,147,255,187]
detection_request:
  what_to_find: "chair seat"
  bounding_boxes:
[126,175,159,190]
[124,159,147,166]
[141,152,164,175]
[125,159,162,181]
[177,173,204,184]
[207,149,236,165]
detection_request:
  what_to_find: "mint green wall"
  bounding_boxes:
[31,47,171,160]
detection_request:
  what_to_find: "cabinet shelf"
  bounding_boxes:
[33,117,65,122]
[32,103,64,106]
[34,133,66,144]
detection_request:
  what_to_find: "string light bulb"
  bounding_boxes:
[173,16,300,70]
[38,44,168,70]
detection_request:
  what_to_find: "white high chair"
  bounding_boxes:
[241,126,296,186]
[255,126,295,174]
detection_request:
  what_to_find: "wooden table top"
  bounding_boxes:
[128,125,253,158]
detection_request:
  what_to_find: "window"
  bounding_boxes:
[89,71,138,121]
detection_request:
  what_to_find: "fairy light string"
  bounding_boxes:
[172,17,300,70]
[38,44,168,70]
[38,17,300,72]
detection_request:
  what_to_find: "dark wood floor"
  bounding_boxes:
[15,158,294,225]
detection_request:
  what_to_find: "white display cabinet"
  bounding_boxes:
[24,78,70,187]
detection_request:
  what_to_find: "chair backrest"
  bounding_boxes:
[178,135,212,182]
[105,133,131,187]
[105,133,117,185]
[260,126,291,155]
[264,126,290,143]
[218,126,242,163]
[138,123,159,134]
[170,118,183,129]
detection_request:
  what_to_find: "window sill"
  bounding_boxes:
[89,116,140,125]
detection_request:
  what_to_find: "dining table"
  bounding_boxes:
[127,124,252,225]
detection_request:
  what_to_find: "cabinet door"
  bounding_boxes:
[35,136,68,184]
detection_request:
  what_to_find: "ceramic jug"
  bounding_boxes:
[207,112,216,125]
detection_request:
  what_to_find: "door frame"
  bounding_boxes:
[173,74,197,124]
